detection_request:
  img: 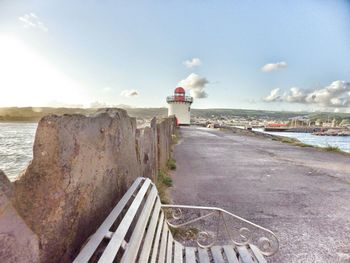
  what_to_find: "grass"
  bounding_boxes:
[171,134,179,145]
[156,128,179,204]
[323,145,341,152]
[156,171,170,204]
[160,171,173,187]
[166,158,177,170]
[272,135,314,148]
[156,164,175,203]
[279,137,298,144]
[293,142,313,147]
[169,226,199,241]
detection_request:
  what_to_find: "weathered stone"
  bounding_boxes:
[157,117,176,169]
[0,170,13,200]
[2,109,176,262]
[136,117,159,180]
[13,109,141,262]
[0,170,40,263]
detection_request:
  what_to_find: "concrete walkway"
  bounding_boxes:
[170,126,350,263]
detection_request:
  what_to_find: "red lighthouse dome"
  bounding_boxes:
[174,87,185,101]
[174,87,185,94]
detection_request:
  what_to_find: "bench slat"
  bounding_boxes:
[120,186,158,263]
[149,212,165,263]
[74,177,144,263]
[236,246,255,263]
[75,176,269,263]
[167,232,173,263]
[174,241,183,263]
[222,245,239,263]
[211,246,225,263]
[185,247,196,263]
[198,248,210,263]
[249,245,267,263]
[158,224,169,263]
[137,199,161,261]
[98,179,151,262]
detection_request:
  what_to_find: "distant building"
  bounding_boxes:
[331,118,337,128]
[322,122,333,128]
[315,119,322,126]
[166,87,193,125]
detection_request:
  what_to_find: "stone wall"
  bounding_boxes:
[157,117,176,169]
[0,171,39,263]
[0,109,176,262]
[136,117,158,180]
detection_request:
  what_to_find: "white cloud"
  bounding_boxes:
[264,80,350,108]
[261,61,288,72]
[264,88,282,102]
[183,58,202,68]
[178,73,208,98]
[120,89,139,97]
[285,87,307,103]
[18,13,48,32]
[304,81,350,107]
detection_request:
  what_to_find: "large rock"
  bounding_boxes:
[157,117,176,169]
[13,109,141,262]
[3,109,176,262]
[136,117,158,180]
[0,170,39,263]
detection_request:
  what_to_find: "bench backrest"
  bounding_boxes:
[74,177,272,263]
[74,177,173,263]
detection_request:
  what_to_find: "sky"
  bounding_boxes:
[0,0,350,112]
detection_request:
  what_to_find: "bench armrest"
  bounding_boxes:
[161,204,279,256]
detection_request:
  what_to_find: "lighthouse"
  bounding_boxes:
[166,87,193,125]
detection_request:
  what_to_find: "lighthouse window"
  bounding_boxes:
[188,107,190,112]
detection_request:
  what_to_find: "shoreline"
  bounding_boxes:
[217,125,350,155]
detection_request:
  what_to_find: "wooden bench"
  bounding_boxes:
[74,177,279,263]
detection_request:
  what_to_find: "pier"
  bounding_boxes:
[263,126,323,133]
[171,126,350,262]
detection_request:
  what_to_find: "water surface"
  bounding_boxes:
[0,123,37,181]
[254,128,350,153]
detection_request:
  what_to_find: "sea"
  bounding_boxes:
[254,128,350,153]
[0,123,37,181]
[0,123,349,181]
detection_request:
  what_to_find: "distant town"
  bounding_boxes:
[1,106,350,135]
[191,110,350,136]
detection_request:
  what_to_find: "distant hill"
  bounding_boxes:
[191,108,350,122]
[0,107,349,122]
[0,107,168,122]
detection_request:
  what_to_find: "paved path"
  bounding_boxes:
[170,126,350,263]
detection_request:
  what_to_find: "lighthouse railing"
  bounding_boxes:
[166,96,193,103]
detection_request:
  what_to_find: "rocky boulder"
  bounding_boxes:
[157,117,176,169]
[0,170,39,263]
[13,109,141,262]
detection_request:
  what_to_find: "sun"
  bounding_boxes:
[0,35,89,107]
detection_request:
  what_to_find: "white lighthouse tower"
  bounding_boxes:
[166,87,193,125]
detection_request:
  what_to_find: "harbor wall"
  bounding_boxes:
[0,109,176,262]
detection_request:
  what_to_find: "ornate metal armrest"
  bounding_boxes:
[162,204,279,256]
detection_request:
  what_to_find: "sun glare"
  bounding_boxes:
[0,35,89,107]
